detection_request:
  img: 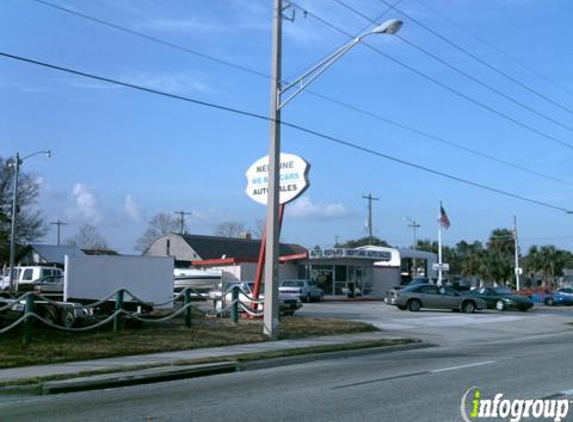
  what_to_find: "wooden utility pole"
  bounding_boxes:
[363,194,379,245]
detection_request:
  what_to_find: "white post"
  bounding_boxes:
[263,0,283,340]
[437,225,443,286]
[514,215,520,291]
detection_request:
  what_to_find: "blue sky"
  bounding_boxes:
[2,0,573,254]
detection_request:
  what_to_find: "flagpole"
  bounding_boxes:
[438,201,443,286]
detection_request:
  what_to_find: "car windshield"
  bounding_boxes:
[282,281,303,287]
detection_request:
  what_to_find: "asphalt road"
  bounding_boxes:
[2,304,573,422]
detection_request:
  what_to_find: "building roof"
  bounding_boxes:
[28,244,86,265]
[180,234,307,261]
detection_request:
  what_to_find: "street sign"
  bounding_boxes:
[515,267,523,275]
[245,153,310,205]
[432,263,450,271]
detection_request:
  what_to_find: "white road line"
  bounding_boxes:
[430,361,496,373]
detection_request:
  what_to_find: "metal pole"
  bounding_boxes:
[8,154,21,293]
[514,215,520,291]
[263,0,282,340]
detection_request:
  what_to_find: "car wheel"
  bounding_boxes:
[60,307,76,328]
[407,299,421,312]
[462,301,476,314]
[42,305,59,326]
[305,293,311,303]
[495,300,506,311]
[319,293,324,302]
[545,298,554,306]
[397,305,406,311]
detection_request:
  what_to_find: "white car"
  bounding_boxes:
[279,279,324,302]
[212,282,302,316]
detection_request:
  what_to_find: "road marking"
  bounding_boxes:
[331,371,429,390]
[430,361,496,373]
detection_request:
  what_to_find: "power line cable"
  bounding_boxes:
[412,0,573,101]
[2,51,571,215]
[26,0,573,186]
[290,0,573,151]
[376,0,573,117]
[27,0,269,80]
[331,0,573,134]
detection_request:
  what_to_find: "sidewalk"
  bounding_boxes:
[0,331,423,395]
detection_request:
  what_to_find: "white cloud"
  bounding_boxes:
[287,196,348,220]
[67,183,103,224]
[124,195,143,223]
[127,71,217,96]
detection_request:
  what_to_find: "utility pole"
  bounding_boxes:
[50,219,67,245]
[513,215,521,291]
[405,216,420,278]
[334,235,340,247]
[174,211,192,235]
[363,194,379,245]
[263,0,283,340]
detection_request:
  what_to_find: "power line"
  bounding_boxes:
[332,0,573,135]
[26,0,573,186]
[375,0,573,117]
[292,1,573,151]
[2,51,571,215]
[412,0,573,101]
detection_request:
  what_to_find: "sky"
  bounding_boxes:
[2,0,573,254]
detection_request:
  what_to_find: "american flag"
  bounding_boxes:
[438,205,451,229]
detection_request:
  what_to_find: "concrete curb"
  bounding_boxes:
[239,341,434,371]
[41,361,238,395]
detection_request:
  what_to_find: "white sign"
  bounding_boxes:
[245,153,310,205]
[432,263,450,271]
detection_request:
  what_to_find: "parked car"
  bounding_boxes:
[385,284,486,313]
[463,286,533,311]
[544,288,573,306]
[279,279,324,302]
[17,274,64,296]
[212,282,302,316]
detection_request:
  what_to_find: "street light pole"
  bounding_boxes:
[263,7,403,339]
[263,0,283,339]
[8,150,51,293]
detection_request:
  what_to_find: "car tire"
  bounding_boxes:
[305,293,311,303]
[60,307,76,328]
[42,305,58,326]
[462,301,476,314]
[545,298,554,306]
[495,300,506,311]
[397,305,406,311]
[407,299,421,312]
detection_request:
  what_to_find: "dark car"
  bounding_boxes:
[464,286,533,311]
[545,288,573,306]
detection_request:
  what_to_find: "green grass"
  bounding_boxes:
[0,315,379,369]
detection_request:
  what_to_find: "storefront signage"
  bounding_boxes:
[309,248,392,261]
[245,153,310,205]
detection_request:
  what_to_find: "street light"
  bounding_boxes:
[405,216,420,278]
[264,0,402,339]
[8,150,51,293]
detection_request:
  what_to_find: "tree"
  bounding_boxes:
[339,236,390,248]
[214,221,247,238]
[525,245,567,287]
[135,213,181,252]
[67,224,108,250]
[0,157,48,263]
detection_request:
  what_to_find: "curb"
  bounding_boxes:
[239,341,434,371]
[41,362,238,395]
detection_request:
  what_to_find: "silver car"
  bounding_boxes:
[385,284,486,313]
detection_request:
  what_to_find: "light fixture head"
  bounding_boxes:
[372,19,403,35]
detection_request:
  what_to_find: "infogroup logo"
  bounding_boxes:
[460,387,570,422]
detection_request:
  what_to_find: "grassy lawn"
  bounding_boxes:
[0,315,380,369]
